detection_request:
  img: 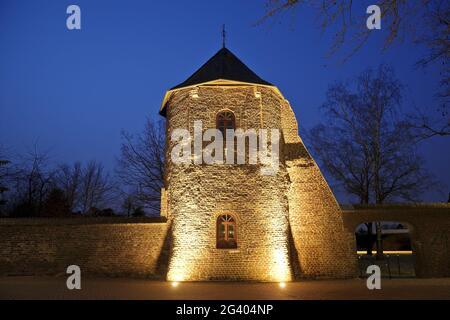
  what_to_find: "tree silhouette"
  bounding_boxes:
[261,0,449,138]
[0,159,11,212]
[117,119,165,216]
[306,65,436,257]
[42,188,71,217]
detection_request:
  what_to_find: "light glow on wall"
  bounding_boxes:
[167,201,204,282]
[166,86,295,281]
[190,88,199,99]
[272,247,292,282]
[267,204,292,282]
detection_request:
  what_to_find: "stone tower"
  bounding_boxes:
[160,47,357,281]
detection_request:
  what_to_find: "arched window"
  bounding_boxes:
[216,214,237,249]
[216,111,235,136]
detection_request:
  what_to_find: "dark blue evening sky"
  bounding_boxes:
[1,0,448,202]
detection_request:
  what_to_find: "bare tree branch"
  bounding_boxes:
[116,118,165,216]
[305,65,436,205]
[260,1,450,135]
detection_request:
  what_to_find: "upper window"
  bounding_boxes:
[216,111,236,136]
[216,214,237,249]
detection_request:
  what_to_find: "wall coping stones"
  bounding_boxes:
[342,203,450,210]
[0,217,167,226]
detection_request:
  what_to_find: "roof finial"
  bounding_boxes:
[222,24,226,48]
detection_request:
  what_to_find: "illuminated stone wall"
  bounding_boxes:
[165,86,293,281]
[164,84,357,281]
[0,218,169,277]
[281,104,358,278]
[342,205,450,278]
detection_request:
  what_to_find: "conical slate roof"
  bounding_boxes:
[170,47,272,90]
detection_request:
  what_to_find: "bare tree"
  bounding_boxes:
[122,194,135,217]
[406,104,450,140]
[79,161,115,214]
[1,142,116,216]
[8,145,55,217]
[410,1,450,138]
[307,85,373,204]
[0,146,13,211]
[306,65,435,257]
[0,160,9,208]
[54,162,82,212]
[416,1,450,98]
[261,0,450,137]
[116,119,165,216]
[261,1,448,58]
[41,188,71,217]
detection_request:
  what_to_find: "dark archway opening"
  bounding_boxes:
[355,221,416,278]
